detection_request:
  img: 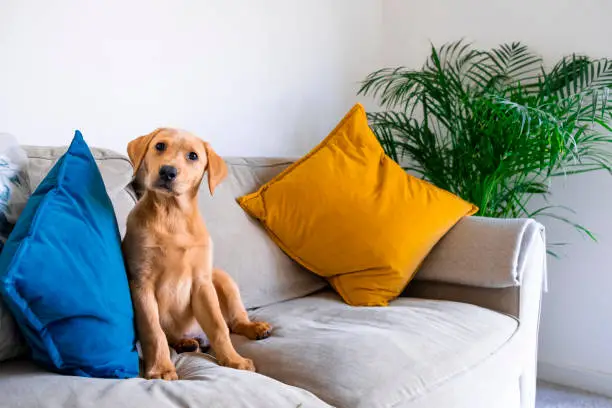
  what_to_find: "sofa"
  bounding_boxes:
[0,145,546,408]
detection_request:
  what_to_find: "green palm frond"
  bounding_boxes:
[359,40,612,248]
[468,42,542,91]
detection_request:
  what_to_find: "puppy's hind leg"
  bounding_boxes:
[191,279,255,371]
[213,268,272,340]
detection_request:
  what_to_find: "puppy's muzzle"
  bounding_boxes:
[156,165,178,191]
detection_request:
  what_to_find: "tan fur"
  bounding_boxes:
[122,128,271,380]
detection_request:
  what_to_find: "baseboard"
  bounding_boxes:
[538,361,612,397]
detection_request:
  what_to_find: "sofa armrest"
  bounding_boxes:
[405,216,545,408]
[415,216,546,289]
[405,216,547,318]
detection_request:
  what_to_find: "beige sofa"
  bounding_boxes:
[0,145,546,408]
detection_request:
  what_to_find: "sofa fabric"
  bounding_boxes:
[0,299,24,363]
[405,280,520,317]
[198,157,327,309]
[232,291,519,408]
[0,351,330,408]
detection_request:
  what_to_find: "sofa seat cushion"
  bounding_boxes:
[233,291,519,408]
[0,350,331,408]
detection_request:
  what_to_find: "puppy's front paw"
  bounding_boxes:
[145,362,178,380]
[220,356,256,372]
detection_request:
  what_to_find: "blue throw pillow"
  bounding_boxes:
[0,131,139,378]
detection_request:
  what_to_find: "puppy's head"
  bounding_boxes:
[127,128,227,196]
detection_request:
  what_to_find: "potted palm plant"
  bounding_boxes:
[359,41,612,253]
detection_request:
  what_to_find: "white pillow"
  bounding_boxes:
[0,132,30,361]
[0,133,30,247]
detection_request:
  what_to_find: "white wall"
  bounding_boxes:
[0,0,383,157]
[383,0,612,396]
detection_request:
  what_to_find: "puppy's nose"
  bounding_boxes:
[159,165,177,182]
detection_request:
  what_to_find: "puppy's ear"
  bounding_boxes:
[203,142,227,195]
[127,129,162,174]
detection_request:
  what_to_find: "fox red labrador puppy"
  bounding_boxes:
[122,128,271,380]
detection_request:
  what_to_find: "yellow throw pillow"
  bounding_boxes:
[238,103,478,306]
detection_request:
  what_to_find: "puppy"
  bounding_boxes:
[122,128,271,380]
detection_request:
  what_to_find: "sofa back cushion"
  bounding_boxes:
[24,146,136,238]
[25,147,325,310]
[198,157,327,309]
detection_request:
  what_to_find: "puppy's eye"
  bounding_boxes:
[187,152,198,161]
[155,142,166,152]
